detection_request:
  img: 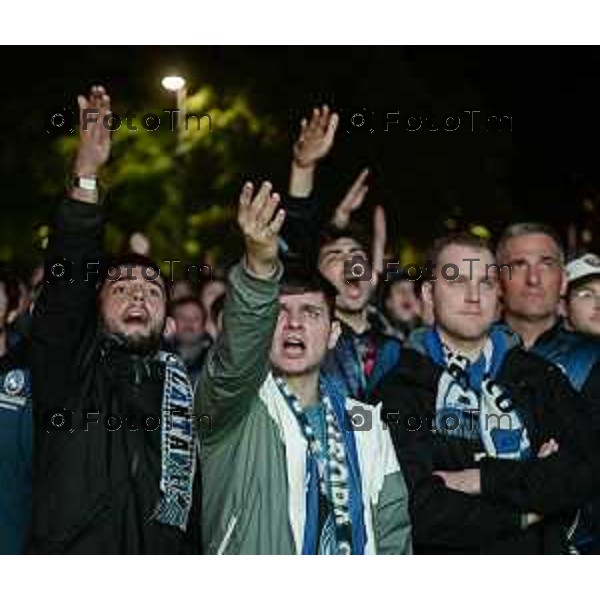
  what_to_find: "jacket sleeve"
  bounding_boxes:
[279,193,322,268]
[376,372,524,550]
[31,198,104,413]
[480,366,600,515]
[195,260,282,438]
[580,361,600,433]
[372,407,413,554]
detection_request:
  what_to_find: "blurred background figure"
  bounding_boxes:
[379,273,423,339]
[171,280,196,302]
[170,296,213,388]
[565,253,600,338]
[200,278,226,340]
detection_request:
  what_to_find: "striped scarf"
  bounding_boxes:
[421,327,532,461]
[151,351,199,530]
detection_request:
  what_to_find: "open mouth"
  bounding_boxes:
[344,280,363,300]
[123,310,149,326]
[282,336,306,357]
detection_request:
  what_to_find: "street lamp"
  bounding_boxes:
[161,75,187,150]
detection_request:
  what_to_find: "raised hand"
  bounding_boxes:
[293,105,339,169]
[372,204,387,276]
[331,168,370,229]
[238,181,286,279]
[73,85,111,177]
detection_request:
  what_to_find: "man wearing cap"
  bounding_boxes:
[565,253,600,338]
[28,87,203,553]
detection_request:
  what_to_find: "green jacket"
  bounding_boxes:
[196,261,412,554]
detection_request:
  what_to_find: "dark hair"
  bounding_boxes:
[318,222,372,259]
[280,259,338,318]
[425,232,493,280]
[379,271,415,305]
[169,296,206,321]
[99,253,170,301]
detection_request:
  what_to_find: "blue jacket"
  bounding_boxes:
[504,320,600,554]
[0,335,32,554]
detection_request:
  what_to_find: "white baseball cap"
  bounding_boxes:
[566,253,600,286]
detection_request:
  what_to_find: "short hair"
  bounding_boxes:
[280,259,339,318]
[169,296,206,321]
[496,222,565,264]
[99,253,170,301]
[425,232,493,280]
[318,222,372,260]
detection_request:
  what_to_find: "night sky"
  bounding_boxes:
[2,46,600,268]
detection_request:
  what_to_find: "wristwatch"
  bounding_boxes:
[71,175,98,191]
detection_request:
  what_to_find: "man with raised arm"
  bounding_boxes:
[282,107,400,403]
[197,181,411,554]
[29,87,201,553]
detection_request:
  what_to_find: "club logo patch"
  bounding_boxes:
[4,369,26,396]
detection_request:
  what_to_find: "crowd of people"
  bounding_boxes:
[1,85,600,554]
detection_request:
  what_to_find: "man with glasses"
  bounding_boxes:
[565,253,600,338]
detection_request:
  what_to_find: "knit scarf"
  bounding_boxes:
[275,375,367,554]
[151,351,199,530]
[417,327,532,461]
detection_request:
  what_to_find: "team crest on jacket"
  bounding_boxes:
[4,369,26,396]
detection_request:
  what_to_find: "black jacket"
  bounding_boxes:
[28,199,201,554]
[374,345,600,554]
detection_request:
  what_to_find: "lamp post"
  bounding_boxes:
[161,75,187,152]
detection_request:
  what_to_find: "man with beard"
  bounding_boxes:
[29,86,202,553]
[197,181,411,554]
[375,233,600,553]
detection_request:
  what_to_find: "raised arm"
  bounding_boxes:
[31,86,111,412]
[196,181,285,436]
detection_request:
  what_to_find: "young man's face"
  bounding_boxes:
[318,237,373,314]
[173,302,206,345]
[422,244,499,344]
[567,278,600,337]
[270,291,340,377]
[499,233,566,322]
[385,279,421,324]
[99,264,167,351]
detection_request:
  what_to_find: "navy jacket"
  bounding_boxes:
[0,335,32,554]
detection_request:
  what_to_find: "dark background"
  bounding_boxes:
[2,46,600,270]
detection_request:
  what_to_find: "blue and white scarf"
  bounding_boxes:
[418,327,532,461]
[275,375,367,554]
[151,351,199,530]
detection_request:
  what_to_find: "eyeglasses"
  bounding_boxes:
[570,289,600,303]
